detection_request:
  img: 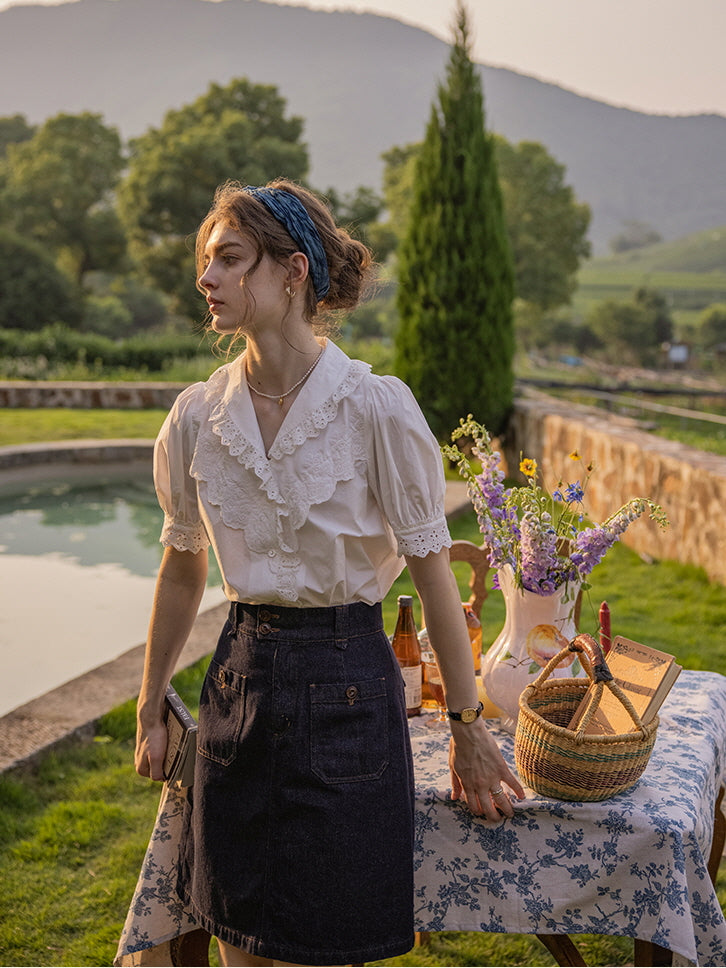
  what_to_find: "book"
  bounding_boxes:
[163,684,197,788]
[568,635,682,735]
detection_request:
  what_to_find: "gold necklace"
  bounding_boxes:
[246,349,323,407]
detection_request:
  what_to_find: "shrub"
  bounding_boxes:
[0,228,83,330]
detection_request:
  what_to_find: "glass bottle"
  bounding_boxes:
[391,595,422,717]
[418,628,437,709]
[462,602,482,673]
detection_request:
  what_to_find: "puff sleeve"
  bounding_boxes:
[366,375,452,558]
[153,384,210,554]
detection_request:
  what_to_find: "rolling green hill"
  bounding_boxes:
[573,226,726,326]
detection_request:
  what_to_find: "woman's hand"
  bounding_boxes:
[448,718,525,820]
[134,546,208,783]
[135,714,168,783]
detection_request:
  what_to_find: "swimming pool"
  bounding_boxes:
[0,470,224,717]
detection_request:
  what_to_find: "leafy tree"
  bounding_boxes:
[376,143,420,248]
[633,287,673,344]
[0,114,35,158]
[395,2,514,439]
[0,227,83,330]
[699,303,726,348]
[609,220,662,254]
[380,136,589,314]
[81,294,134,338]
[0,113,126,283]
[118,78,309,318]
[585,287,673,366]
[494,137,591,311]
[325,185,388,257]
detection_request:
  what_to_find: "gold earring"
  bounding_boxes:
[285,285,296,298]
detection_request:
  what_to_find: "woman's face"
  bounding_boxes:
[198,222,288,334]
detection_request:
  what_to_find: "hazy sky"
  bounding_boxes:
[1,0,724,116]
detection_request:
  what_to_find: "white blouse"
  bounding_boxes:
[154,340,452,607]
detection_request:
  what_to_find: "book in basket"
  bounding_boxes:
[568,635,682,735]
[163,684,197,788]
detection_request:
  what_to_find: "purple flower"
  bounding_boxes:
[443,416,668,596]
[565,481,585,504]
[571,527,618,576]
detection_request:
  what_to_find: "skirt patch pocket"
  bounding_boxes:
[309,677,389,783]
[198,658,247,766]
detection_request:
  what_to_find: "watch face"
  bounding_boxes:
[460,707,478,723]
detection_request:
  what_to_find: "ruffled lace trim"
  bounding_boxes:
[160,517,210,554]
[193,409,368,553]
[188,358,370,603]
[196,356,370,505]
[396,519,452,559]
[268,359,370,459]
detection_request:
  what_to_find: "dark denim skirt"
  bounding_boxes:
[178,601,415,966]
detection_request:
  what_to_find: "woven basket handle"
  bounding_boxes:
[568,633,649,738]
[569,633,614,683]
[527,633,649,737]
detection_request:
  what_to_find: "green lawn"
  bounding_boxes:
[1,511,725,967]
[0,409,168,447]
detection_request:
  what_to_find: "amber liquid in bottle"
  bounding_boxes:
[462,602,482,673]
[391,594,422,717]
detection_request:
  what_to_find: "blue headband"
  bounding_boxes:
[243,186,330,300]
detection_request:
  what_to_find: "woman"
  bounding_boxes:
[135,178,523,967]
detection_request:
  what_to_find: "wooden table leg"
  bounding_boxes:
[634,939,672,966]
[707,787,725,885]
[170,928,212,966]
[536,933,586,966]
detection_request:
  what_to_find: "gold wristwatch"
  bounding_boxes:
[446,701,484,723]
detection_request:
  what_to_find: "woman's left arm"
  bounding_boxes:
[405,549,525,819]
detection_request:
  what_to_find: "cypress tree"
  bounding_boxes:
[395,2,514,440]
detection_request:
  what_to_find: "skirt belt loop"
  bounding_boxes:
[334,604,349,650]
[228,602,239,635]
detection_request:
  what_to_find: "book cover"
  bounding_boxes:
[569,635,682,735]
[163,684,197,788]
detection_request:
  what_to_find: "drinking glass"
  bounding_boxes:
[424,658,448,729]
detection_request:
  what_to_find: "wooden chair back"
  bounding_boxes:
[448,539,490,620]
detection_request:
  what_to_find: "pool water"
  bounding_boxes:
[0,472,224,717]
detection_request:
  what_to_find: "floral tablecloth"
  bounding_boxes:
[411,669,726,966]
[116,670,726,967]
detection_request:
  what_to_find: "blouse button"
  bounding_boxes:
[267,550,277,558]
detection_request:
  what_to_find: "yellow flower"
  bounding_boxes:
[519,458,537,477]
[569,450,581,461]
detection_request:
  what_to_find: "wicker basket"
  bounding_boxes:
[514,633,658,801]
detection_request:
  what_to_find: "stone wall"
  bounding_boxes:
[0,381,185,409]
[2,380,725,585]
[508,392,726,586]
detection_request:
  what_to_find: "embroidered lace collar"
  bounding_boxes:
[199,339,369,477]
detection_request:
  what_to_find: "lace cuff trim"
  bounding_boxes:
[160,517,210,554]
[395,519,452,559]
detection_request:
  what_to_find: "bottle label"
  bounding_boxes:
[401,663,422,710]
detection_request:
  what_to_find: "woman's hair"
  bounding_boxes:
[195,178,374,335]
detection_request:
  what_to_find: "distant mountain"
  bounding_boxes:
[1,0,726,253]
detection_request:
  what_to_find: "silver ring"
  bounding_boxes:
[490,786,504,797]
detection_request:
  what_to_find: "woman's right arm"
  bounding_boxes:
[135,545,208,781]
